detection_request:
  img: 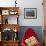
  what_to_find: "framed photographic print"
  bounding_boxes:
[2,10,9,15]
[9,10,17,15]
[24,8,37,19]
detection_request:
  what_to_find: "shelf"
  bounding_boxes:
[0,7,19,16]
[2,40,19,43]
[0,7,19,24]
[0,7,19,9]
[0,24,20,32]
[0,7,20,46]
[1,15,18,24]
[1,40,19,46]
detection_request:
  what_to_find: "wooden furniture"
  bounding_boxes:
[44,0,46,26]
[2,41,19,46]
[0,41,2,46]
[0,24,19,31]
[0,7,19,46]
[0,7,19,24]
[43,0,46,46]
[44,29,46,46]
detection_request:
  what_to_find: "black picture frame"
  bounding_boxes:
[24,8,37,19]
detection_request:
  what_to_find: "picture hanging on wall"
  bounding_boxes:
[24,8,37,19]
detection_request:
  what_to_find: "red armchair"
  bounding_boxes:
[21,28,41,46]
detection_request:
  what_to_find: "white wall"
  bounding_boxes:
[0,0,15,7]
[18,0,44,26]
[0,0,44,26]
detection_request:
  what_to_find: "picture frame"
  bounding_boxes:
[2,10,9,15]
[9,10,17,15]
[24,8,37,19]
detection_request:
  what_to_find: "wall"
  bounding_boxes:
[18,0,44,26]
[0,0,44,26]
[0,0,15,7]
